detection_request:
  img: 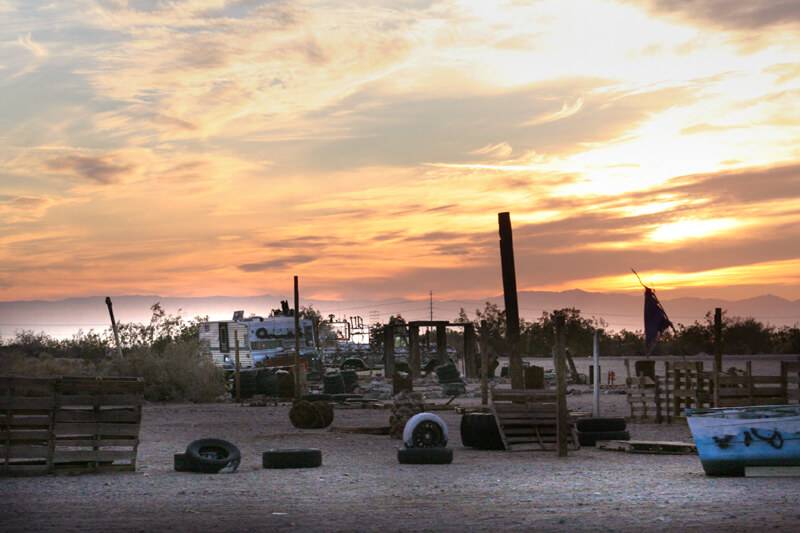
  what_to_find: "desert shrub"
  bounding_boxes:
[106,340,225,402]
[0,350,98,377]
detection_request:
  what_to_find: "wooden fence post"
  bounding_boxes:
[554,312,568,457]
[498,212,524,389]
[713,307,722,407]
[479,320,489,406]
[294,275,302,400]
[234,330,241,404]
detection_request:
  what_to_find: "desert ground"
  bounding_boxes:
[3,375,800,533]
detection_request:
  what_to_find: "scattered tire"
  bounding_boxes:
[577,430,630,447]
[184,438,241,473]
[289,400,324,429]
[575,417,627,433]
[460,413,505,450]
[397,447,453,465]
[323,372,346,395]
[262,448,322,469]
[403,412,448,448]
[174,453,190,472]
[341,370,359,393]
[340,357,367,371]
[460,414,477,447]
[256,369,278,396]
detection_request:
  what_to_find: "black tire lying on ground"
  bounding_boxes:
[174,453,190,472]
[185,438,241,473]
[262,448,322,469]
[397,447,453,465]
[575,417,627,433]
[577,430,630,447]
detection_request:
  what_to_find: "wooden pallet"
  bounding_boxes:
[596,440,696,455]
[2,376,143,476]
[490,389,579,451]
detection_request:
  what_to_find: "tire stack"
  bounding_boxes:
[459,412,505,450]
[289,399,334,429]
[174,438,241,473]
[323,371,346,395]
[435,362,466,396]
[232,370,258,399]
[389,390,425,439]
[397,412,453,464]
[256,369,278,396]
[575,417,630,447]
[340,358,367,371]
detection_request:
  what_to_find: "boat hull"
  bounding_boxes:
[686,405,800,476]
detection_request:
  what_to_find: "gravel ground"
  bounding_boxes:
[3,392,800,533]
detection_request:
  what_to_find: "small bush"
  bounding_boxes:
[107,340,225,402]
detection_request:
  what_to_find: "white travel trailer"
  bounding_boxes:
[244,315,318,364]
[198,320,254,369]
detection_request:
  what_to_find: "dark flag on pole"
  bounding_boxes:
[633,269,674,354]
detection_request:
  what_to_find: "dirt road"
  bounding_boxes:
[3,399,800,532]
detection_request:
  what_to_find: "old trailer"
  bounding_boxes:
[198,320,254,369]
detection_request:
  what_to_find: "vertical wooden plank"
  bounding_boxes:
[497,212,523,390]
[294,275,302,400]
[665,361,672,424]
[436,324,448,365]
[713,307,722,407]
[781,361,789,404]
[747,360,754,405]
[383,325,395,378]
[234,331,241,404]
[463,324,476,379]
[554,312,568,457]
[408,325,420,378]
[592,330,600,417]
[47,379,57,473]
[479,320,489,406]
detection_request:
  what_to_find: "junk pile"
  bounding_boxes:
[390,390,426,439]
[398,412,453,464]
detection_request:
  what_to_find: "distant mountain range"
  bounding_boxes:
[1,290,798,340]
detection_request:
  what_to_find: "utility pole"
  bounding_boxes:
[429,290,433,321]
[554,311,568,457]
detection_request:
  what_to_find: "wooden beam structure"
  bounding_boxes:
[554,312,569,457]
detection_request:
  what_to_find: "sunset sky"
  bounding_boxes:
[1,0,799,304]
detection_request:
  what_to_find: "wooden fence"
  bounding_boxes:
[1,376,143,476]
[626,360,800,423]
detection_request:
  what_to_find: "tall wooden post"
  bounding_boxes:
[383,325,395,377]
[409,325,420,378]
[479,320,489,406]
[592,329,600,417]
[464,324,476,378]
[294,275,302,400]
[554,312,568,457]
[436,324,448,364]
[498,212,523,389]
[713,307,722,407]
[234,330,241,404]
[104,297,124,358]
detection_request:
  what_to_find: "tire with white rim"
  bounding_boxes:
[403,412,448,448]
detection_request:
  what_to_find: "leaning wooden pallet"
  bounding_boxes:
[1,376,144,476]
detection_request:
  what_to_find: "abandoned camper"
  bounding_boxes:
[241,302,319,364]
[198,320,254,370]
